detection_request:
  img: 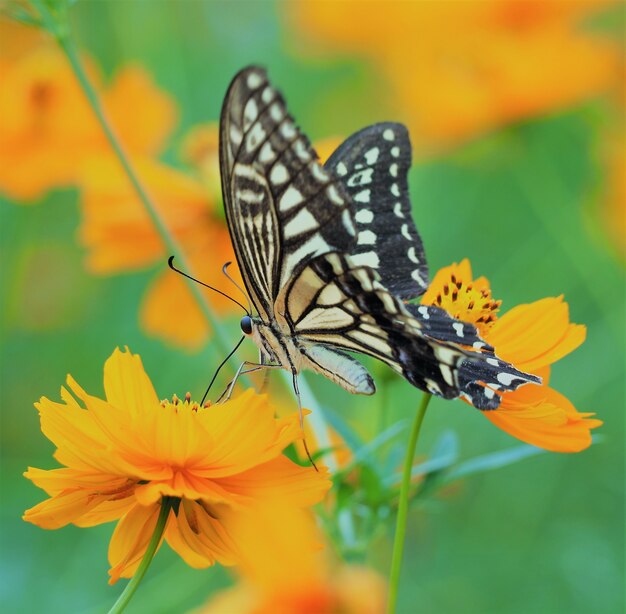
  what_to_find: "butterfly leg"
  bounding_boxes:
[258,351,272,393]
[291,368,318,471]
[217,361,281,403]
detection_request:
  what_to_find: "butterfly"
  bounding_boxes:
[218,66,539,411]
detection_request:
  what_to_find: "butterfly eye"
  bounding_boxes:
[240,316,253,335]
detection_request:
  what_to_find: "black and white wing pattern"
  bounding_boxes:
[325,123,428,299]
[219,66,540,411]
[219,66,357,321]
[284,252,539,410]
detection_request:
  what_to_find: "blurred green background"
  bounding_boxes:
[1,2,624,613]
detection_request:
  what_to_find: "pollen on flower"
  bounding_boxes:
[160,392,203,412]
[430,270,501,335]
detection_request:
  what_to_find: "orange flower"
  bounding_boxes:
[195,503,385,614]
[23,348,330,583]
[0,38,176,202]
[287,0,620,153]
[422,260,602,452]
[78,151,238,350]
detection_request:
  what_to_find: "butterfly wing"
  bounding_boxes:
[325,123,428,299]
[285,252,539,409]
[219,66,357,320]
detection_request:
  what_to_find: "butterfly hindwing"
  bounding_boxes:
[219,67,357,320]
[284,252,538,404]
[325,123,428,300]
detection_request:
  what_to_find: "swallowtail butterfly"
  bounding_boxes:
[219,66,538,411]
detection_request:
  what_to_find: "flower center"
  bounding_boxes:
[427,272,501,336]
[160,392,209,412]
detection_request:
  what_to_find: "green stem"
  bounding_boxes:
[387,393,432,614]
[31,0,234,356]
[108,498,173,614]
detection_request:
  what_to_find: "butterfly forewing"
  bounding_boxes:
[325,123,428,299]
[219,67,357,320]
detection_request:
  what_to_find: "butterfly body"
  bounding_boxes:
[220,66,539,410]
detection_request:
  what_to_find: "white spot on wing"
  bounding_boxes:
[243,98,258,130]
[383,129,395,141]
[391,146,400,157]
[327,185,344,205]
[284,207,319,237]
[270,163,289,185]
[354,189,371,203]
[270,103,283,122]
[246,72,263,89]
[259,142,275,163]
[440,364,455,386]
[401,224,412,241]
[230,125,242,146]
[280,186,303,211]
[393,202,404,218]
[408,246,420,263]
[245,123,266,152]
[336,162,348,176]
[294,139,312,161]
[452,323,465,338]
[261,86,273,103]
[497,372,518,387]
[342,209,356,236]
[312,164,329,182]
[351,251,380,268]
[364,147,379,165]
[280,121,296,139]
[347,169,374,187]
[390,163,398,177]
[355,209,374,224]
[357,230,376,245]
[417,306,430,319]
[411,270,425,283]
[391,183,400,197]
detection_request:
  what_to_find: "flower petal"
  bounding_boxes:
[487,296,585,371]
[107,503,163,584]
[191,391,302,477]
[215,456,331,508]
[165,500,238,568]
[23,487,111,529]
[485,384,602,452]
[103,347,159,417]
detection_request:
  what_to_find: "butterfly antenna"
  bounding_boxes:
[201,335,246,406]
[168,256,249,315]
[222,262,253,315]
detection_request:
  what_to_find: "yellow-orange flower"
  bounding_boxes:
[23,348,330,583]
[422,260,602,452]
[0,34,176,202]
[77,151,238,350]
[287,0,620,153]
[195,503,386,614]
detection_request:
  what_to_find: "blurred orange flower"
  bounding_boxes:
[422,259,602,452]
[78,141,238,350]
[0,20,176,202]
[196,503,385,614]
[23,348,330,583]
[288,0,620,153]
